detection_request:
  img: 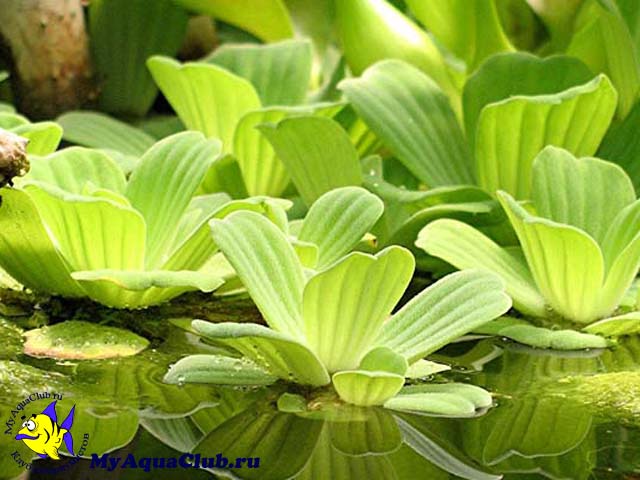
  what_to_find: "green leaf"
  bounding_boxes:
[233,103,343,196]
[476,74,617,199]
[498,191,607,323]
[164,354,277,385]
[71,270,224,309]
[303,247,414,372]
[567,0,640,118]
[11,122,63,156]
[89,0,189,116]
[0,189,81,296]
[463,52,594,145]
[405,359,451,378]
[57,111,155,156]
[259,116,362,205]
[26,147,127,194]
[359,346,408,376]
[207,40,312,106]
[475,317,610,349]
[147,56,261,151]
[23,321,148,359]
[599,99,640,192]
[173,0,294,42]
[335,0,458,102]
[406,0,513,72]
[417,219,547,317]
[340,60,473,187]
[583,312,640,336]
[532,147,635,245]
[191,321,330,386]
[126,132,221,268]
[333,370,405,406]
[210,211,305,337]
[298,186,384,269]
[600,201,640,309]
[378,270,512,363]
[385,384,492,416]
[25,184,146,272]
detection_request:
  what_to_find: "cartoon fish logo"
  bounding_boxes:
[14,400,75,460]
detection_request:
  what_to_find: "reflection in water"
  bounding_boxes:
[1,324,639,479]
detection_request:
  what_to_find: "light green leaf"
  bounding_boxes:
[57,111,155,156]
[303,247,414,372]
[378,270,512,363]
[405,359,451,378]
[71,270,224,308]
[210,211,305,337]
[475,317,610,349]
[259,116,362,205]
[583,312,640,336]
[89,0,189,116]
[532,147,635,245]
[11,122,63,156]
[233,103,344,196]
[406,0,513,72]
[0,188,81,296]
[333,370,405,406]
[147,56,261,151]
[463,52,594,144]
[199,154,248,198]
[164,196,284,272]
[498,191,606,323]
[600,202,640,310]
[335,0,458,103]
[385,384,492,416]
[359,346,408,376]
[207,40,312,106]
[298,186,384,269]
[26,147,126,194]
[126,132,221,268]
[567,0,640,118]
[340,60,473,187]
[476,74,617,199]
[23,321,148,360]
[164,354,277,385]
[191,321,330,386]
[173,0,294,42]
[418,219,546,317]
[25,184,146,272]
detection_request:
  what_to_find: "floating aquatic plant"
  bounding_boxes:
[338,53,618,255]
[418,146,640,347]
[147,40,345,198]
[0,131,285,308]
[165,197,512,414]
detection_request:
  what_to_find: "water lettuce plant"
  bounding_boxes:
[418,146,640,346]
[337,53,618,257]
[165,195,512,413]
[0,131,285,308]
[147,40,345,199]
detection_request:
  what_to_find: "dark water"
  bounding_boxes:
[1,316,639,480]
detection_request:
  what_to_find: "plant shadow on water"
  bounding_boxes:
[0,314,639,480]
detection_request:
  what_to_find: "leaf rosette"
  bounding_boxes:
[166,187,512,414]
[0,131,285,308]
